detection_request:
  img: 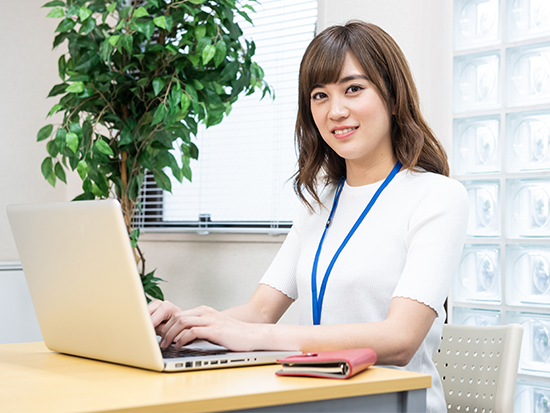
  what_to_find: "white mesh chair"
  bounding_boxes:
[433,324,523,413]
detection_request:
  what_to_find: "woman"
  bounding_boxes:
[149,21,468,412]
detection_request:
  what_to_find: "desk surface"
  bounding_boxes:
[0,342,431,413]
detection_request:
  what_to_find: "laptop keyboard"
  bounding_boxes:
[161,344,228,359]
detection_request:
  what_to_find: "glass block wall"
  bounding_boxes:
[451,0,550,409]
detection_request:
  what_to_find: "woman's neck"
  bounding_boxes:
[345,155,399,186]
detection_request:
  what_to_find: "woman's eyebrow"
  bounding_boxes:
[338,74,369,84]
[310,74,368,92]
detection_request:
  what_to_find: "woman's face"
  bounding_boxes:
[309,53,394,180]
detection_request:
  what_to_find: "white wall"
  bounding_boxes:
[0,1,452,326]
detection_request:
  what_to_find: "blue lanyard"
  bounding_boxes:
[311,161,403,325]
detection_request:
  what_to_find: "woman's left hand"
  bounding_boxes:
[149,301,266,351]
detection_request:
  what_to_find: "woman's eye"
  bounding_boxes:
[347,85,363,93]
[311,92,327,100]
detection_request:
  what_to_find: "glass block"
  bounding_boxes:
[508,311,550,377]
[507,0,550,42]
[463,180,501,236]
[454,52,500,113]
[506,42,550,107]
[453,115,500,174]
[506,110,550,172]
[454,244,501,303]
[454,0,500,50]
[507,245,550,306]
[453,307,501,325]
[515,380,550,413]
[506,178,550,237]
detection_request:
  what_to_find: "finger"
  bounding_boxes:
[160,314,209,348]
[150,301,180,328]
[147,299,163,314]
[173,326,219,349]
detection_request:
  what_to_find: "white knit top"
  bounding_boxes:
[260,169,469,413]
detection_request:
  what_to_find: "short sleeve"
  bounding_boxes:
[259,207,307,300]
[392,178,469,317]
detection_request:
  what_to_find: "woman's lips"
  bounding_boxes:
[332,126,358,139]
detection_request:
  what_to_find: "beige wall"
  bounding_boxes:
[1,1,452,324]
[0,0,68,261]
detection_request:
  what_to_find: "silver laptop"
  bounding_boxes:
[7,200,299,372]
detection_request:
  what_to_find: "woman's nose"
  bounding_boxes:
[328,97,349,120]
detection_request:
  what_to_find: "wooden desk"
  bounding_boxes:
[0,342,431,413]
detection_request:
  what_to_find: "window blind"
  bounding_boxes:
[134,0,317,234]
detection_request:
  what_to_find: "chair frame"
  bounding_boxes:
[433,323,523,413]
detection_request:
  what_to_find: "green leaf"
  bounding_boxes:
[43,1,65,7]
[119,126,134,146]
[195,26,206,41]
[106,3,116,13]
[100,39,114,61]
[46,140,59,157]
[153,16,166,29]
[56,18,76,33]
[73,192,95,201]
[66,81,84,94]
[54,162,67,184]
[180,93,191,112]
[120,35,133,54]
[188,0,206,4]
[77,160,88,179]
[41,157,55,186]
[152,77,166,96]
[55,128,67,149]
[136,20,155,40]
[152,104,166,125]
[79,17,96,34]
[130,229,140,248]
[37,124,54,142]
[188,54,200,67]
[66,3,79,16]
[47,103,63,117]
[152,169,171,192]
[134,6,149,18]
[94,140,114,156]
[58,56,66,80]
[202,44,216,66]
[48,83,68,97]
[181,155,192,182]
[214,40,227,67]
[46,7,64,18]
[78,6,92,21]
[108,35,120,46]
[66,132,79,153]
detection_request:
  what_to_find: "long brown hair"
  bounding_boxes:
[294,21,449,209]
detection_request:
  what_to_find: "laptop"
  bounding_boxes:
[7,199,299,372]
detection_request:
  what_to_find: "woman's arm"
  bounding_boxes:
[149,292,435,366]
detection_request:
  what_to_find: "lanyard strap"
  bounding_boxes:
[311,161,402,325]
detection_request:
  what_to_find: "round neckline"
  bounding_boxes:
[343,168,408,192]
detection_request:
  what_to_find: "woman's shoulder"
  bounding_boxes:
[397,169,469,217]
[401,169,467,196]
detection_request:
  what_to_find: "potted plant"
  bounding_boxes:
[37,0,270,301]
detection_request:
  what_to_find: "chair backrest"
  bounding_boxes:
[433,323,523,413]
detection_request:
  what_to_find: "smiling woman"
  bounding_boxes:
[309,53,395,186]
[150,21,469,413]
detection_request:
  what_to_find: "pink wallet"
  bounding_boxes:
[275,348,377,379]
